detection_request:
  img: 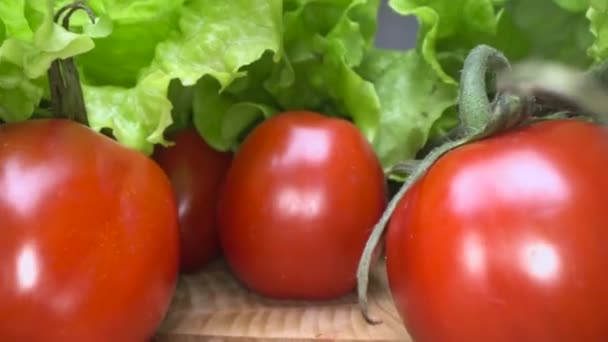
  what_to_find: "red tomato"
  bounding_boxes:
[386,120,608,342]
[153,128,232,273]
[218,111,387,300]
[0,119,180,342]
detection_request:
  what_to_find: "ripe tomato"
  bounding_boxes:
[386,119,608,342]
[153,128,232,273]
[0,119,180,342]
[218,111,387,300]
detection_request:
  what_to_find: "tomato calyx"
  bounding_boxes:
[47,0,95,126]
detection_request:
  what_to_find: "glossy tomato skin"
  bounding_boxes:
[218,111,387,300]
[0,119,180,342]
[387,120,608,342]
[153,128,232,273]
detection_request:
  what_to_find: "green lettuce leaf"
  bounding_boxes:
[190,0,382,152]
[165,79,194,133]
[266,0,381,141]
[86,0,186,20]
[4,0,605,169]
[190,50,282,151]
[588,0,608,62]
[25,10,96,79]
[0,19,5,43]
[0,61,44,122]
[77,0,283,153]
[153,0,283,88]
[193,76,277,152]
[358,48,458,172]
[0,0,34,41]
[74,0,184,87]
[82,69,173,154]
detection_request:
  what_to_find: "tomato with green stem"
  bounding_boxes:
[0,119,180,342]
[365,45,608,342]
[154,128,232,273]
[387,119,608,342]
[218,111,387,300]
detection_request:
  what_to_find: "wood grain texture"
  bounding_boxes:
[154,259,411,341]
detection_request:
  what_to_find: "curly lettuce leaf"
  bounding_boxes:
[26,11,97,78]
[83,70,173,154]
[358,48,457,172]
[266,0,381,141]
[153,0,282,88]
[85,0,186,20]
[76,0,283,153]
[193,76,277,152]
[0,61,44,122]
[189,0,382,151]
[74,0,183,87]
[191,51,280,151]
[0,0,34,41]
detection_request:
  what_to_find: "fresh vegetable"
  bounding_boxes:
[0,119,179,341]
[386,118,608,342]
[357,43,608,341]
[153,127,232,273]
[218,111,387,300]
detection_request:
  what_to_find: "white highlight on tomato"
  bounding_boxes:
[521,241,560,282]
[462,231,487,277]
[281,127,330,165]
[0,157,66,217]
[276,187,324,219]
[17,244,39,291]
[449,150,570,215]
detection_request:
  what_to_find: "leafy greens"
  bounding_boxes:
[0,0,607,172]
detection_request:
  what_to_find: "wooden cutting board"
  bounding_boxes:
[154,259,411,341]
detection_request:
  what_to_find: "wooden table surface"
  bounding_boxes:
[154,259,411,341]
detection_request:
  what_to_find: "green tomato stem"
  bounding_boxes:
[459,45,511,135]
[388,159,421,177]
[47,1,95,126]
[419,45,512,152]
[356,135,471,324]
